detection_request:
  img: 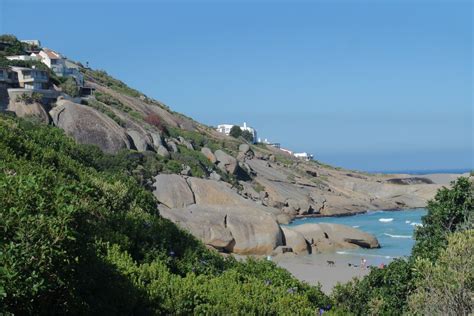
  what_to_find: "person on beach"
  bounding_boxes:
[361,258,367,269]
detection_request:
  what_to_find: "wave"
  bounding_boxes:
[405,220,411,224]
[384,233,412,239]
[379,218,394,223]
[410,222,423,227]
[352,225,360,228]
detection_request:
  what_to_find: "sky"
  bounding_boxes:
[1,0,472,171]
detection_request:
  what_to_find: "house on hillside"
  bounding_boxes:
[33,48,85,87]
[0,68,18,88]
[10,67,49,90]
[294,152,313,161]
[216,122,258,143]
[6,55,40,62]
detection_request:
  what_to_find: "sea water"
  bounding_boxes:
[287,208,427,266]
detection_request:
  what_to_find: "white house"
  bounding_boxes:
[216,122,258,143]
[33,48,84,86]
[294,152,314,161]
[6,55,40,62]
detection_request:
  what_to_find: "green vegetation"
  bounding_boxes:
[0,114,329,314]
[241,129,254,143]
[60,77,80,97]
[82,99,126,127]
[0,34,37,57]
[15,92,42,104]
[330,177,473,315]
[229,125,242,138]
[83,68,142,98]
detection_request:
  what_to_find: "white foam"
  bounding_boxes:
[410,222,423,227]
[336,251,395,259]
[384,233,412,239]
[405,220,411,224]
[352,225,360,228]
[379,218,394,223]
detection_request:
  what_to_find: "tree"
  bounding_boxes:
[412,177,473,261]
[241,130,254,143]
[408,230,473,315]
[60,77,80,97]
[229,125,242,138]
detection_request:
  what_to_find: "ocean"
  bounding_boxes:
[287,208,427,266]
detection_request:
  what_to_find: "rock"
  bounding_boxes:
[292,223,380,251]
[201,147,217,164]
[215,150,238,174]
[178,136,194,150]
[157,145,171,158]
[150,132,164,148]
[49,99,131,154]
[239,181,260,200]
[158,205,234,250]
[127,130,153,152]
[153,174,195,208]
[275,213,292,225]
[281,227,310,254]
[269,155,276,162]
[239,143,250,153]
[167,141,178,153]
[161,204,283,255]
[7,100,50,123]
[180,165,191,176]
[271,246,293,256]
[186,177,244,206]
[209,171,221,181]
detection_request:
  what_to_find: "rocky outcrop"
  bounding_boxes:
[159,204,283,255]
[237,143,254,161]
[127,129,153,152]
[290,223,380,252]
[281,227,309,255]
[215,150,238,174]
[7,100,50,123]
[153,174,195,209]
[186,177,243,206]
[157,145,171,158]
[50,99,131,153]
[201,147,217,164]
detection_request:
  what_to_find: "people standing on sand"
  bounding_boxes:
[361,258,367,269]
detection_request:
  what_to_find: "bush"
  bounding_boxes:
[408,230,474,315]
[412,177,473,261]
[15,92,42,104]
[241,129,254,142]
[229,125,242,138]
[144,113,166,132]
[60,77,80,97]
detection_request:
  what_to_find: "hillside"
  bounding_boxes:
[0,36,464,258]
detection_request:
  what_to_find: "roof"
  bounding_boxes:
[42,48,63,60]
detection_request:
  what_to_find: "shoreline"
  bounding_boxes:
[293,206,426,220]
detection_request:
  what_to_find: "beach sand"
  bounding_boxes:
[274,253,371,294]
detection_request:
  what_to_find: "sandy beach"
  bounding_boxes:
[274,253,372,294]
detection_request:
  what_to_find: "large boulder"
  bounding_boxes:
[237,143,254,160]
[281,227,309,254]
[291,223,379,251]
[186,177,245,206]
[160,204,283,255]
[153,174,195,208]
[127,129,153,152]
[157,145,170,158]
[50,99,131,153]
[201,147,217,164]
[8,100,50,123]
[214,150,238,174]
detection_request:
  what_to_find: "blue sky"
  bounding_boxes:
[1,0,472,171]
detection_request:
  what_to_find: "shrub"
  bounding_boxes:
[408,230,474,315]
[412,177,473,261]
[229,125,242,138]
[144,113,166,132]
[15,92,42,104]
[60,77,80,97]
[241,129,254,143]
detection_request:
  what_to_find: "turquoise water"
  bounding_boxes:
[288,208,427,266]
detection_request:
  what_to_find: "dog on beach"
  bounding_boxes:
[326,260,335,266]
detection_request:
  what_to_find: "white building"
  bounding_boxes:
[294,152,314,161]
[33,48,84,86]
[216,122,258,143]
[6,55,40,62]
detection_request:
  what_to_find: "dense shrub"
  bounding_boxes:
[0,114,328,314]
[60,77,80,97]
[144,113,166,132]
[229,125,242,138]
[242,129,254,142]
[412,177,473,261]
